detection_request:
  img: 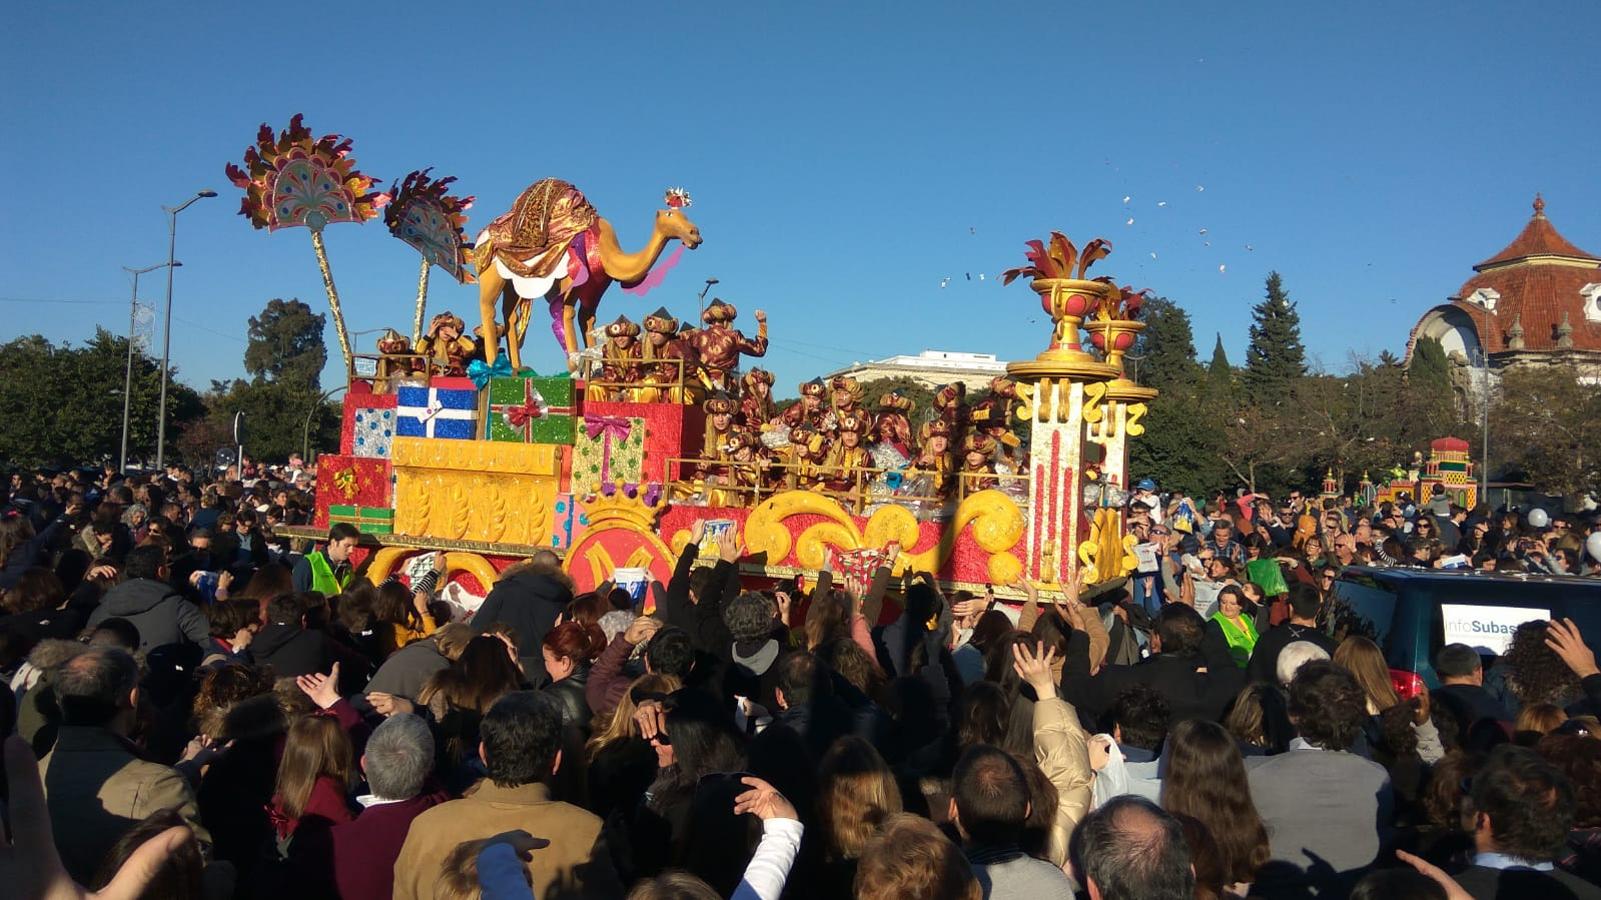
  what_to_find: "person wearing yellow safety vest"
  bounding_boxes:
[1206,584,1260,669]
[291,522,362,596]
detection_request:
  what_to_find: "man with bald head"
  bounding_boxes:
[1074,795,1194,900]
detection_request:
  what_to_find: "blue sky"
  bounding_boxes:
[3,1,1597,395]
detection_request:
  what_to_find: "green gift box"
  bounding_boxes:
[328,504,394,535]
[486,374,577,445]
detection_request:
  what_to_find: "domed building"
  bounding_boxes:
[1409,195,1601,375]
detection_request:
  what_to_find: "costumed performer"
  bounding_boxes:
[776,378,829,432]
[822,412,871,498]
[959,433,999,494]
[414,311,475,376]
[588,315,644,402]
[687,299,767,394]
[638,307,703,404]
[740,368,778,429]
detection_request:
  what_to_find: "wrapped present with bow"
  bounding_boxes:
[327,504,395,534]
[487,372,579,444]
[312,455,393,527]
[396,376,478,440]
[572,414,645,494]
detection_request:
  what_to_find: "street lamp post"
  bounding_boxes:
[155,189,217,469]
[698,277,719,322]
[1478,346,1491,499]
[120,262,179,473]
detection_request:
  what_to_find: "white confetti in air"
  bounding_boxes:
[1246,244,1255,252]
[1218,264,1227,273]
[1204,241,1211,247]
[1157,201,1167,207]
[978,273,985,281]
[940,277,950,288]
[1198,228,1208,235]
[1122,195,1131,204]
[1126,217,1135,226]
[1150,251,1158,259]
[1196,185,1205,192]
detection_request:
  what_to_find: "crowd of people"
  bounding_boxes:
[5,460,1601,899]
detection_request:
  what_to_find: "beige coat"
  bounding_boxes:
[39,725,208,885]
[1032,696,1094,869]
[392,780,623,900]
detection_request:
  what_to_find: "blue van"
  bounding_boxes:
[1327,565,1601,695]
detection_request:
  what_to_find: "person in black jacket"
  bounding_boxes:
[539,620,604,735]
[1448,744,1601,899]
[250,593,365,687]
[85,546,208,652]
[469,550,573,682]
[1065,603,1243,726]
[1431,642,1512,737]
[1247,584,1337,686]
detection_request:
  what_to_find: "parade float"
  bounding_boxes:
[233,116,1159,612]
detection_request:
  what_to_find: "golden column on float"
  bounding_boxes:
[1083,287,1159,581]
[1002,233,1120,588]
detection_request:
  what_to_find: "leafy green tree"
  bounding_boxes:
[1488,364,1601,495]
[0,331,202,468]
[199,378,339,465]
[1242,271,1307,403]
[244,298,327,390]
[190,298,340,466]
[1403,336,1465,440]
[1128,298,1226,495]
[1132,296,1201,388]
[1207,334,1236,400]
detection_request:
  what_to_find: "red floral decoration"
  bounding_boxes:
[225,114,389,232]
[384,168,475,282]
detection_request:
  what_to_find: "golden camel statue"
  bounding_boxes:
[473,179,702,371]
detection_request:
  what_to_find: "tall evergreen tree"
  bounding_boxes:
[1206,334,1235,400]
[1242,271,1307,403]
[1132,296,1200,388]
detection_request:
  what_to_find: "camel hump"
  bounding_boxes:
[486,178,599,280]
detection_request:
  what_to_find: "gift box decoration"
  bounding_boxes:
[312,455,393,528]
[396,376,478,440]
[551,493,590,550]
[352,407,397,459]
[572,414,646,495]
[328,504,395,534]
[487,374,578,445]
[339,387,397,456]
[391,437,559,545]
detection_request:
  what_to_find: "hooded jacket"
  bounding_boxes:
[469,567,573,683]
[249,622,341,679]
[86,577,208,651]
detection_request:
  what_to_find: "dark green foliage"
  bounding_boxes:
[0,331,203,468]
[244,298,327,390]
[1132,296,1202,389]
[1242,272,1307,403]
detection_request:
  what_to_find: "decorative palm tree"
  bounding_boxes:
[384,168,475,345]
[225,114,389,379]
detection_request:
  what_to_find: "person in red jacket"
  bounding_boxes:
[288,713,447,900]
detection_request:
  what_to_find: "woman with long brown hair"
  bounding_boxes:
[418,634,525,790]
[371,578,438,657]
[816,735,904,896]
[267,713,355,840]
[1162,719,1270,894]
